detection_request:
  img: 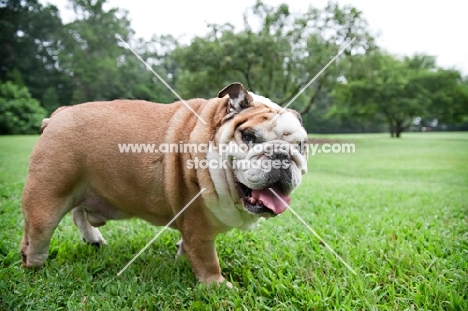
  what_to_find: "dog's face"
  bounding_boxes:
[213,83,308,221]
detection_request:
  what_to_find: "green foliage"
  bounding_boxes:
[334,53,468,137]
[173,0,376,114]
[0,0,65,100]
[411,69,468,123]
[117,35,180,103]
[0,0,181,111]
[61,0,134,103]
[0,0,466,135]
[0,82,46,134]
[41,87,60,113]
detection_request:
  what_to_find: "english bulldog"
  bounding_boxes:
[21,82,308,286]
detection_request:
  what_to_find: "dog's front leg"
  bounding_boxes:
[181,233,231,287]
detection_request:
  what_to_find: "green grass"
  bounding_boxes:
[1,133,467,310]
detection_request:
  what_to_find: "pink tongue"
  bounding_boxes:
[251,186,290,215]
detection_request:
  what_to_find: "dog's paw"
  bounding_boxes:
[21,252,49,268]
[83,238,106,248]
[200,276,233,288]
[176,239,186,256]
[224,280,233,288]
[81,227,107,247]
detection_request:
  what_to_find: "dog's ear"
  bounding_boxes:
[218,82,253,113]
[287,109,303,126]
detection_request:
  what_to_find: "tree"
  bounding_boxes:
[172,0,376,114]
[116,35,181,103]
[0,82,46,134]
[411,69,468,125]
[0,0,65,101]
[0,0,179,110]
[42,87,60,113]
[334,53,468,137]
[59,0,135,103]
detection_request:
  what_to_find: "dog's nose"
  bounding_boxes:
[270,150,290,161]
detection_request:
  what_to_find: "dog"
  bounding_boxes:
[21,82,308,286]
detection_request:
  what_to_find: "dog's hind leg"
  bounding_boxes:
[71,206,107,247]
[21,193,72,268]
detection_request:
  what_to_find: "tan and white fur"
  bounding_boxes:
[21,83,308,286]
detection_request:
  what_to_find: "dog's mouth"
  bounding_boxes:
[235,181,291,217]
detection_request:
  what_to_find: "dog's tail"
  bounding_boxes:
[40,106,70,134]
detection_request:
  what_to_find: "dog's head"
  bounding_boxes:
[215,83,308,219]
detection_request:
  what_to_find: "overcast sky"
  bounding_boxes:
[43,0,468,75]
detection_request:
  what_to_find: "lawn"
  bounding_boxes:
[0,133,467,310]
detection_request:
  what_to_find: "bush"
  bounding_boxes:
[0,82,46,134]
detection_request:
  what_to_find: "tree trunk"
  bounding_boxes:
[299,83,323,115]
[395,120,404,138]
[389,122,395,138]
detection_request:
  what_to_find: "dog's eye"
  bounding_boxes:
[296,141,307,154]
[241,131,257,144]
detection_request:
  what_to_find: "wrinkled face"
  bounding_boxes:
[216,87,308,219]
